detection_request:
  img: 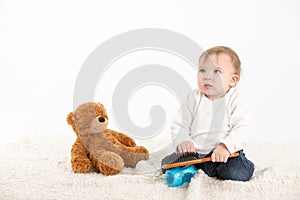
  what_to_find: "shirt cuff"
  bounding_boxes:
[218,140,235,154]
[173,134,192,151]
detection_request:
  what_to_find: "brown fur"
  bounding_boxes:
[67,102,149,175]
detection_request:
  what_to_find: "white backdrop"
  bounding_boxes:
[1,0,300,144]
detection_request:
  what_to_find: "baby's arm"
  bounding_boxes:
[171,91,196,152]
[219,90,251,154]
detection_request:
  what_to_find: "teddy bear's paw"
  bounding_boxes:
[124,146,150,168]
[71,156,92,173]
[96,152,124,175]
[134,146,150,161]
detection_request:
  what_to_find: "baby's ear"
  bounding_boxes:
[66,112,74,125]
[230,74,240,86]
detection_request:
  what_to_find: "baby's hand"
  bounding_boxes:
[211,143,230,163]
[177,141,195,153]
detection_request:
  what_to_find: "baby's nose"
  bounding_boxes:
[203,75,212,80]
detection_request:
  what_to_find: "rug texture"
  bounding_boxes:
[0,133,299,200]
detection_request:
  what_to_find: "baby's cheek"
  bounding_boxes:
[197,77,203,85]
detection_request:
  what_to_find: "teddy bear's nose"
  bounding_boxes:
[98,117,105,123]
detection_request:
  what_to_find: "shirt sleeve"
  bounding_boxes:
[171,91,196,150]
[219,90,252,154]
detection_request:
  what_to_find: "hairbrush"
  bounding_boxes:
[162,152,239,170]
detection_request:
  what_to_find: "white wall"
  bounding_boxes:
[1,0,300,144]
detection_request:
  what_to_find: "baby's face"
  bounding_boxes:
[197,53,239,100]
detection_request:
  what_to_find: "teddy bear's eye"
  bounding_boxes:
[98,117,105,123]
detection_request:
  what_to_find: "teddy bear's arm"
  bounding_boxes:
[106,129,137,147]
[71,138,92,173]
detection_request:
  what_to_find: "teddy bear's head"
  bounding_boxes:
[67,102,109,137]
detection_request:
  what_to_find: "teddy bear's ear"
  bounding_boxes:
[66,112,74,125]
[98,103,104,107]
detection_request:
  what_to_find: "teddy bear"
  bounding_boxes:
[66,102,149,175]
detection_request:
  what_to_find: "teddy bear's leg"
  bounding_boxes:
[121,146,150,168]
[71,138,92,173]
[90,150,124,175]
[134,146,150,161]
[106,130,137,147]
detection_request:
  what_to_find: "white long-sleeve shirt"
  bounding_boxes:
[171,87,251,154]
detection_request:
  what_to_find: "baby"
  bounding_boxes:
[162,46,254,181]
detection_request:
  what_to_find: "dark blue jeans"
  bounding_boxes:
[161,150,254,181]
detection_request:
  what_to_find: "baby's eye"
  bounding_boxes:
[214,69,221,74]
[198,69,205,73]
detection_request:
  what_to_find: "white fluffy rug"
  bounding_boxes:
[1,133,300,200]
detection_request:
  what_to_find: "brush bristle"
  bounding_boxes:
[173,152,201,163]
[164,152,201,165]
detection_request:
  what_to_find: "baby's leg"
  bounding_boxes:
[197,150,254,181]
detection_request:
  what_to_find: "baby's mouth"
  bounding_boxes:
[204,83,213,88]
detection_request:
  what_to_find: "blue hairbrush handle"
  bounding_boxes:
[164,165,197,187]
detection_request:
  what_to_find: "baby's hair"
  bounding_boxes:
[199,46,241,76]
